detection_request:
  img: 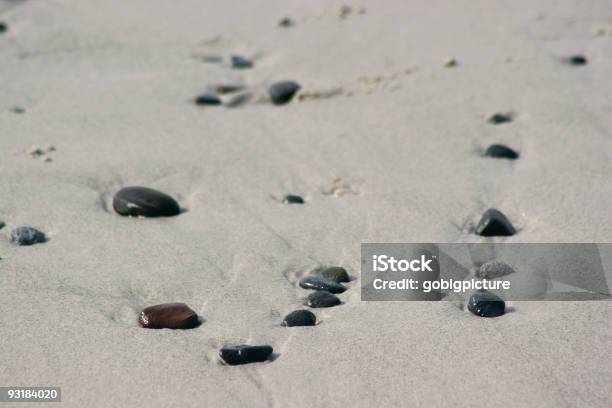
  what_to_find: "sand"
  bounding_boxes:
[0,0,611,406]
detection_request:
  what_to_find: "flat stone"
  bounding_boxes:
[278,17,294,27]
[138,303,199,329]
[219,345,273,365]
[194,94,222,106]
[113,186,181,217]
[488,113,513,125]
[567,55,587,65]
[283,194,304,204]
[215,84,245,94]
[475,208,516,237]
[282,309,317,326]
[10,226,46,246]
[316,266,350,283]
[231,55,253,69]
[299,276,346,294]
[468,289,505,317]
[269,81,301,105]
[305,291,341,308]
[0,22,7,33]
[476,260,515,279]
[484,144,519,159]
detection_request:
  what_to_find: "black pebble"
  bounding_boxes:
[138,303,200,329]
[231,55,253,69]
[0,221,5,229]
[0,22,7,33]
[269,81,301,105]
[567,55,587,65]
[488,113,513,125]
[283,194,304,204]
[299,276,346,294]
[219,345,273,365]
[468,289,505,317]
[215,84,245,94]
[484,144,519,159]
[113,186,181,217]
[305,291,341,308]
[282,309,317,327]
[475,208,516,237]
[316,266,350,283]
[194,94,222,106]
[278,17,293,27]
[10,226,46,246]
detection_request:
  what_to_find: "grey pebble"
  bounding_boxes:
[282,309,317,327]
[10,226,46,246]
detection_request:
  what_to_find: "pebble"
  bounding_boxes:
[567,55,587,65]
[0,221,4,229]
[12,106,25,114]
[444,58,458,67]
[299,276,346,294]
[475,208,516,237]
[219,345,273,365]
[231,55,253,69]
[468,289,505,317]
[194,94,222,106]
[488,113,513,125]
[215,84,245,95]
[10,226,46,246]
[476,260,515,279]
[138,303,199,329]
[305,291,341,308]
[282,309,317,327]
[484,144,519,159]
[0,22,7,33]
[316,266,350,283]
[278,17,293,28]
[283,194,304,204]
[113,186,181,217]
[269,81,301,105]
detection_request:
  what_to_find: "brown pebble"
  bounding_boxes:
[138,303,200,329]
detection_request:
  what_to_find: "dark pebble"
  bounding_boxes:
[475,208,516,237]
[282,309,317,327]
[305,291,341,308]
[231,55,253,69]
[194,94,222,106]
[113,186,181,217]
[283,194,304,204]
[269,81,301,105]
[299,276,346,294]
[488,113,513,125]
[468,289,505,317]
[0,221,5,229]
[278,17,293,27]
[567,55,587,65]
[484,144,519,159]
[316,266,350,283]
[215,84,245,95]
[219,345,273,365]
[0,22,7,33]
[10,226,46,246]
[138,303,199,329]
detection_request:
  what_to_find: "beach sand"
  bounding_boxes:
[0,0,611,406]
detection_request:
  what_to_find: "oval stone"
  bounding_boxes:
[468,289,505,317]
[219,345,273,365]
[567,55,587,65]
[488,113,513,125]
[305,291,341,308]
[475,208,516,237]
[231,55,253,69]
[282,309,317,327]
[316,266,350,283]
[283,194,304,204]
[138,303,199,329]
[484,144,519,159]
[113,186,181,217]
[10,226,46,246]
[269,81,301,105]
[299,276,346,294]
[476,260,515,279]
[194,94,222,106]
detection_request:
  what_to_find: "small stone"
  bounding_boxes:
[215,84,245,95]
[0,221,5,229]
[567,55,587,65]
[468,289,505,317]
[219,345,273,365]
[488,113,513,125]
[484,144,519,159]
[475,208,516,237]
[283,195,304,204]
[12,106,25,114]
[278,17,293,28]
[476,260,515,279]
[444,58,458,67]
[316,266,350,283]
[0,22,7,33]
[299,276,346,294]
[138,303,199,329]
[231,55,253,69]
[282,309,316,327]
[269,81,301,105]
[339,5,352,19]
[113,186,181,217]
[10,226,46,246]
[194,94,222,106]
[305,291,341,308]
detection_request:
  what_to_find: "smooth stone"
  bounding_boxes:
[475,208,516,237]
[10,226,46,246]
[0,22,7,33]
[215,84,245,94]
[567,55,587,65]
[0,221,5,229]
[194,94,222,106]
[484,144,519,159]
[283,194,304,204]
[138,303,199,329]
[305,291,341,308]
[269,81,301,105]
[468,289,505,317]
[278,17,293,27]
[282,309,317,327]
[299,276,346,294]
[219,345,273,365]
[113,186,181,217]
[231,55,253,69]
[488,113,513,125]
[476,260,515,279]
[316,266,350,283]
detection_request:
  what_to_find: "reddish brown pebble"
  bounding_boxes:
[138,303,199,329]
